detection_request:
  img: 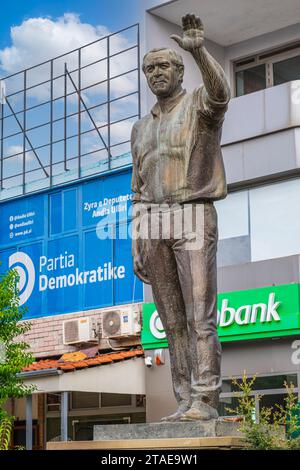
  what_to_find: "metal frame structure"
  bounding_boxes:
[0,23,140,199]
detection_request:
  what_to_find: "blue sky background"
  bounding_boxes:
[0,0,140,49]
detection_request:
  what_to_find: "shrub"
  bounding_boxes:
[0,269,35,450]
[226,372,300,450]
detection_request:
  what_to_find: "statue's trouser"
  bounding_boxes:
[140,201,221,410]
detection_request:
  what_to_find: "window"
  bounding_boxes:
[222,374,298,393]
[273,55,300,85]
[250,179,300,262]
[216,179,300,267]
[234,43,300,96]
[219,374,299,421]
[236,64,266,96]
[71,392,100,410]
[101,393,132,407]
[216,191,251,268]
[46,393,61,412]
[216,191,249,241]
[219,396,241,417]
[12,422,39,449]
[49,188,77,235]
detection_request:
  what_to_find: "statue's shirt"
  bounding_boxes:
[131,86,228,204]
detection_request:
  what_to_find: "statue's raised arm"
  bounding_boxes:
[171,14,230,105]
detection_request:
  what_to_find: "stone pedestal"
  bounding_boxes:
[93,419,241,441]
[80,419,245,450]
[46,419,246,450]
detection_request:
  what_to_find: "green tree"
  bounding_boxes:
[0,269,35,450]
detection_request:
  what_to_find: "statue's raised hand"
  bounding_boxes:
[171,14,204,51]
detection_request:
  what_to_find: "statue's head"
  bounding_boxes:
[142,48,184,98]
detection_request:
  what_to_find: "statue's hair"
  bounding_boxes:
[142,48,184,72]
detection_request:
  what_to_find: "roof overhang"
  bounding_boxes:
[20,357,146,394]
[149,0,300,46]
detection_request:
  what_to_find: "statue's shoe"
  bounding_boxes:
[161,402,191,422]
[180,401,219,421]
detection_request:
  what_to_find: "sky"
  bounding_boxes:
[0,0,141,77]
[0,0,140,51]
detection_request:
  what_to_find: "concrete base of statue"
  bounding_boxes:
[93,418,241,440]
[46,419,246,450]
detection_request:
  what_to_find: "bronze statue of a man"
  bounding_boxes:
[131,14,230,421]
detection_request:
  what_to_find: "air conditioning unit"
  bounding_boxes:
[101,305,141,339]
[63,317,98,345]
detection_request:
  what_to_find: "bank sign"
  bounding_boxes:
[142,284,300,348]
[0,169,143,319]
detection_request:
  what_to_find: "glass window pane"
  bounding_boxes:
[259,393,297,424]
[222,378,252,393]
[273,55,300,85]
[218,396,243,417]
[50,192,62,235]
[250,179,300,262]
[236,64,266,96]
[216,191,249,240]
[63,189,77,232]
[253,374,297,390]
[101,393,132,407]
[72,392,99,409]
[222,374,297,393]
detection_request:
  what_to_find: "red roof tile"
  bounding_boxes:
[59,364,76,371]
[22,349,144,373]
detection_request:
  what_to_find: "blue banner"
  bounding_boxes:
[0,169,143,319]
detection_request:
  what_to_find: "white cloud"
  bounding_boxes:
[81,118,134,150]
[0,14,106,74]
[5,144,23,157]
[0,13,138,99]
[5,145,35,161]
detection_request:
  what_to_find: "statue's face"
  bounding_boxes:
[143,51,183,98]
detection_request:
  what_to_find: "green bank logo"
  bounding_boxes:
[142,284,300,349]
[150,310,166,339]
[218,293,280,326]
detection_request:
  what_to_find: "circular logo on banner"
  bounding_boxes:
[149,310,166,339]
[9,252,35,306]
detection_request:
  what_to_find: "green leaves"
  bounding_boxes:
[0,412,13,450]
[226,372,300,449]
[0,268,35,449]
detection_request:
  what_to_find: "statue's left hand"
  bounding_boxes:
[171,14,204,51]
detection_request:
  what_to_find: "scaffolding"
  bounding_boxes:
[0,23,140,200]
